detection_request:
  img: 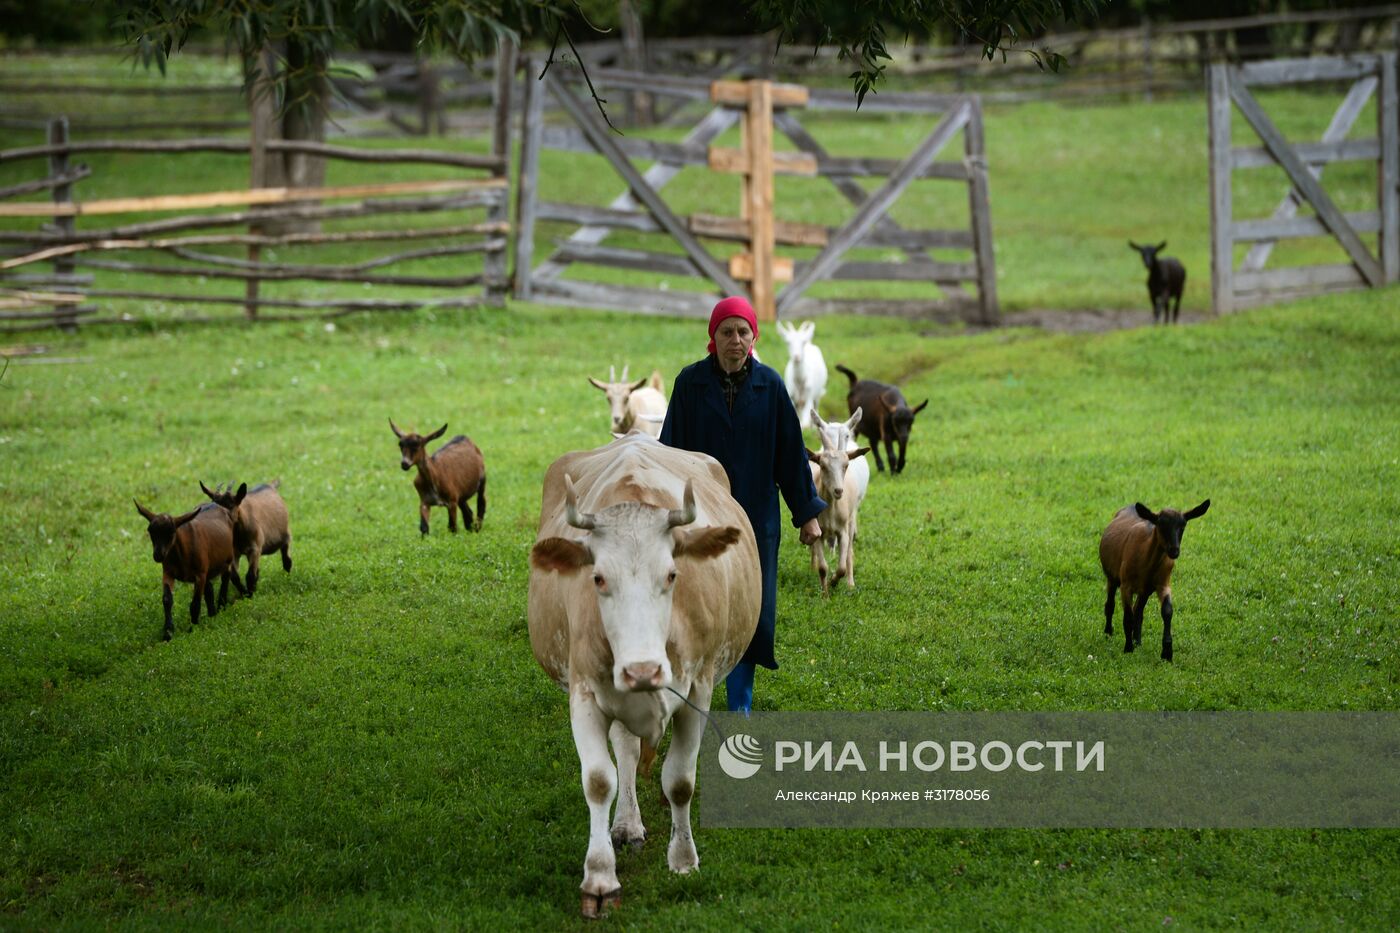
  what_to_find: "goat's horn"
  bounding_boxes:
[667,480,697,528]
[609,365,616,383]
[620,364,629,382]
[564,474,596,530]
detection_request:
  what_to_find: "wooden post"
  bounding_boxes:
[514,54,544,300]
[620,0,652,127]
[746,80,776,322]
[486,37,517,305]
[1208,64,1234,314]
[418,59,441,136]
[963,97,999,325]
[1379,52,1399,283]
[1142,19,1155,102]
[47,116,78,332]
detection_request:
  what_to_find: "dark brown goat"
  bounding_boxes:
[1099,499,1210,661]
[389,419,488,535]
[134,499,242,640]
[834,364,928,475]
[201,481,292,596]
[1128,240,1186,325]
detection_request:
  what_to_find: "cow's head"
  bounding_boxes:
[530,475,743,693]
[588,365,648,434]
[1134,499,1210,560]
[808,408,869,499]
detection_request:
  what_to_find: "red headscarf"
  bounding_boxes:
[706,296,759,355]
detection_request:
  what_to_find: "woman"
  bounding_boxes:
[660,296,825,713]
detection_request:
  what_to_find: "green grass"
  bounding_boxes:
[1,291,1398,928]
[2,69,1399,928]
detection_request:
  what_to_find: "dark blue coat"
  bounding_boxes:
[661,355,826,669]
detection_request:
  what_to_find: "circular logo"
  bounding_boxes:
[717,733,763,779]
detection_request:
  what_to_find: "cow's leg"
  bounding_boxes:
[663,680,713,875]
[608,720,646,851]
[570,690,621,918]
[1159,586,1174,661]
[1103,577,1117,635]
[810,540,828,594]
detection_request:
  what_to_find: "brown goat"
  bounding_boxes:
[389,419,487,535]
[1099,499,1210,661]
[834,364,927,475]
[201,481,292,596]
[134,499,242,640]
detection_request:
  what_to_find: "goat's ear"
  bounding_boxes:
[844,407,862,433]
[172,508,201,529]
[806,448,820,463]
[1156,240,1167,251]
[629,377,648,392]
[588,377,608,391]
[199,481,217,501]
[1184,499,1210,521]
[388,418,405,439]
[234,483,248,504]
[800,321,815,338]
[850,446,871,460]
[425,424,448,442]
[880,390,900,413]
[1128,240,1140,251]
[673,524,742,559]
[1134,502,1158,524]
[530,537,592,574]
[911,399,929,416]
[134,499,157,522]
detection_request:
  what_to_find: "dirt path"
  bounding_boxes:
[987,308,1210,333]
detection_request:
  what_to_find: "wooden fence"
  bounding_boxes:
[0,111,513,331]
[514,64,996,325]
[1208,53,1399,313]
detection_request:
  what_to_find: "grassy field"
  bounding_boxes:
[2,63,1399,928]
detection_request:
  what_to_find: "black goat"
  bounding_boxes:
[834,364,927,475]
[1129,240,1186,325]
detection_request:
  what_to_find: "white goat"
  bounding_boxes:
[776,321,827,429]
[589,366,667,438]
[806,408,870,595]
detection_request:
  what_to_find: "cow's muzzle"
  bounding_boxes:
[621,662,664,691]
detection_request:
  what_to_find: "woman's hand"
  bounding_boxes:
[798,518,822,546]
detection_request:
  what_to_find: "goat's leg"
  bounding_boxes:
[476,475,487,527]
[1159,587,1174,661]
[459,495,475,532]
[246,551,261,597]
[228,559,248,597]
[191,573,207,629]
[895,439,908,475]
[161,579,175,641]
[281,541,292,573]
[1121,586,1136,652]
[446,501,459,533]
[419,503,431,536]
[869,435,886,472]
[841,527,855,589]
[1172,291,1182,324]
[810,540,829,595]
[217,568,231,607]
[1103,578,1117,635]
[203,575,218,619]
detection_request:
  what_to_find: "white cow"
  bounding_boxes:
[776,321,827,430]
[528,434,760,918]
[806,408,870,594]
[589,366,667,438]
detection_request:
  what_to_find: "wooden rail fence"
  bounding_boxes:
[514,65,997,324]
[1208,53,1399,313]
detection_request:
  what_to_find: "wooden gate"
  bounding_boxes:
[1209,54,1399,313]
[514,64,997,324]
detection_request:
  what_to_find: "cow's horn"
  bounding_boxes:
[667,480,697,528]
[564,474,596,530]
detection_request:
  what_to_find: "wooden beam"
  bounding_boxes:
[746,81,777,322]
[514,54,545,300]
[688,213,828,247]
[532,278,717,317]
[963,96,999,324]
[1237,55,1380,87]
[1233,211,1381,241]
[1235,263,1365,292]
[554,242,701,277]
[0,164,91,201]
[776,100,972,314]
[1241,75,1376,273]
[0,178,507,218]
[1232,138,1379,170]
[1208,65,1235,315]
[729,252,793,282]
[710,80,808,108]
[1380,52,1399,283]
[1228,73,1383,287]
[707,147,818,176]
[545,77,743,296]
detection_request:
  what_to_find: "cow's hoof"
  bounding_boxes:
[580,889,621,919]
[611,826,646,852]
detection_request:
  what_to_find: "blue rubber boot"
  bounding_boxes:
[725,662,755,715]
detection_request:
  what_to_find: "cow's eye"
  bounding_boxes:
[666,570,678,586]
[593,573,606,589]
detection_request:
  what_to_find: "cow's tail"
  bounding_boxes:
[835,363,858,387]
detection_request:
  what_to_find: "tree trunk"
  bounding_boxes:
[246,42,327,235]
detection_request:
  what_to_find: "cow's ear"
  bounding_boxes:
[673,525,742,559]
[531,537,593,573]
